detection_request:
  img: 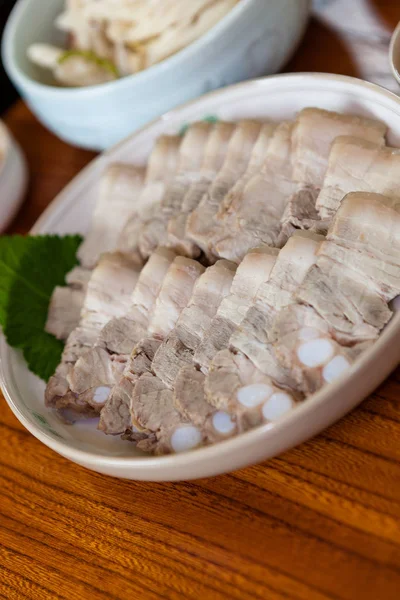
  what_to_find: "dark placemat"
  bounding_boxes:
[0,0,18,114]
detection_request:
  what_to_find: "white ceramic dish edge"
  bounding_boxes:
[1,73,400,481]
[0,122,28,232]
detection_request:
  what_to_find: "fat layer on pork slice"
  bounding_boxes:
[212,121,296,262]
[152,259,236,388]
[45,252,141,417]
[315,137,400,221]
[186,120,263,258]
[77,164,146,269]
[138,122,215,258]
[166,121,237,256]
[193,247,278,372]
[99,256,205,434]
[324,187,400,266]
[67,247,177,402]
[272,192,400,395]
[116,135,182,254]
[45,266,91,341]
[280,108,387,239]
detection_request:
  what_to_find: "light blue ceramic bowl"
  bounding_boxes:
[2,0,310,150]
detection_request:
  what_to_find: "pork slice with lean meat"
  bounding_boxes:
[67,247,177,406]
[77,163,146,269]
[166,121,237,257]
[280,108,386,240]
[45,266,91,341]
[117,134,182,255]
[152,259,236,388]
[272,192,400,395]
[63,247,178,429]
[138,122,215,258]
[271,304,371,396]
[100,255,205,434]
[186,120,263,260]
[219,232,322,381]
[211,121,295,262]
[193,246,278,371]
[45,252,141,418]
[315,137,400,222]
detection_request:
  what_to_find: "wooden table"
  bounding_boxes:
[2,2,400,599]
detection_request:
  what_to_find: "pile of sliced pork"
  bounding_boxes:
[44,108,400,454]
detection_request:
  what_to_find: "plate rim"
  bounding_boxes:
[2,72,400,479]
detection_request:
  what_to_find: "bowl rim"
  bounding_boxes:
[389,20,400,84]
[1,0,269,97]
[1,71,400,475]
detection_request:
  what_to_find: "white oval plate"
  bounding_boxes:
[1,73,400,481]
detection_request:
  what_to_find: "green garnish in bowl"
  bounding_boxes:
[58,50,120,79]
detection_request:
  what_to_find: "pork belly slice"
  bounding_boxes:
[202,232,323,415]
[272,192,400,395]
[152,259,236,387]
[204,351,298,429]
[98,337,161,435]
[45,252,142,417]
[294,192,400,344]
[280,108,386,239]
[129,373,205,455]
[222,232,323,381]
[77,164,146,269]
[99,256,205,434]
[296,257,390,344]
[186,120,263,258]
[128,368,239,455]
[66,248,177,405]
[45,266,91,341]
[208,121,278,254]
[272,304,371,396]
[193,247,279,372]
[212,121,295,262]
[326,191,400,266]
[117,134,182,255]
[166,121,237,256]
[315,137,400,222]
[138,122,215,258]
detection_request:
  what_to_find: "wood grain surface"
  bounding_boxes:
[1,2,400,598]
